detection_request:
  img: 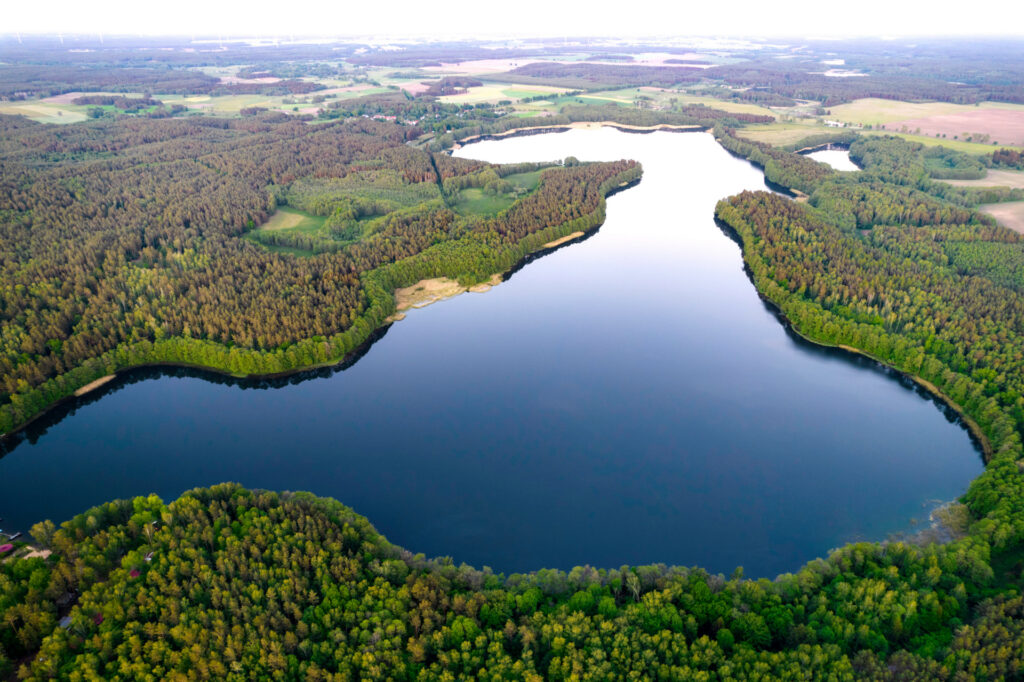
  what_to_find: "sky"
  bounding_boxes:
[5,0,1023,38]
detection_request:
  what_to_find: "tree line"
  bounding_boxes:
[1,483,1021,679]
[0,113,638,436]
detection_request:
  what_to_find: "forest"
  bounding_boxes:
[0,483,1021,679]
[0,110,640,437]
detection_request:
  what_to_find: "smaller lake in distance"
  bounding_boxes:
[806,148,861,172]
[0,129,981,577]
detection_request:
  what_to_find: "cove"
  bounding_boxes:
[0,128,982,578]
[806,148,861,172]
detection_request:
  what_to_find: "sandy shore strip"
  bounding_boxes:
[73,375,115,397]
[388,274,503,321]
[542,231,585,249]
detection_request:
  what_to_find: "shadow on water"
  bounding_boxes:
[713,216,986,462]
[0,325,394,458]
[1,175,646,459]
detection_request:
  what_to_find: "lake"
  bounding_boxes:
[0,128,982,577]
[806,148,861,171]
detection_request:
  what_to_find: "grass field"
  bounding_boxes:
[980,201,1024,234]
[454,170,544,215]
[941,169,1024,189]
[255,207,326,234]
[0,102,88,124]
[860,129,1010,154]
[455,188,517,214]
[243,207,325,257]
[735,121,827,146]
[1,85,394,124]
[828,98,1024,126]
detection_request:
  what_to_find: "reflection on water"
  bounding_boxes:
[0,129,980,577]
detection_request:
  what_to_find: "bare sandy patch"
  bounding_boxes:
[542,231,585,249]
[22,548,52,560]
[393,278,467,312]
[74,375,115,397]
[468,274,503,293]
[979,201,1024,234]
[389,274,503,321]
[941,169,1024,189]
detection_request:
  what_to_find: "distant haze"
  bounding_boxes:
[5,0,1023,38]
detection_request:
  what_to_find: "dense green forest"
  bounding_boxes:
[1,483,1021,679]
[0,111,640,436]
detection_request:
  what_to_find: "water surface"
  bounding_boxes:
[807,148,861,171]
[0,129,981,577]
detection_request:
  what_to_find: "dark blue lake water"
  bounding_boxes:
[0,129,982,577]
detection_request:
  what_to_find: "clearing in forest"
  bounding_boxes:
[452,170,544,215]
[257,207,326,233]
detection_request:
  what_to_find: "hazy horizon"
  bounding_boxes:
[5,0,1023,40]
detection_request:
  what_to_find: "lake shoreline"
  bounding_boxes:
[450,121,706,150]
[0,172,643,444]
[713,215,992,460]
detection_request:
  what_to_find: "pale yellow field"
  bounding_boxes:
[828,98,1024,127]
[0,102,88,123]
[735,122,827,146]
[979,201,1024,234]
[942,169,1024,189]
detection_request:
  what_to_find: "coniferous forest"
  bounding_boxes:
[0,112,639,436]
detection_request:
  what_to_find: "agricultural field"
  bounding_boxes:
[0,100,88,123]
[860,129,1019,153]
[159,86,393,116]
[829,98,1024,146]
[979,200,1024,233]
[827,98,1024,126]
[438,82,570,105]
[734,121,829,146]
[941,169,1024,189]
